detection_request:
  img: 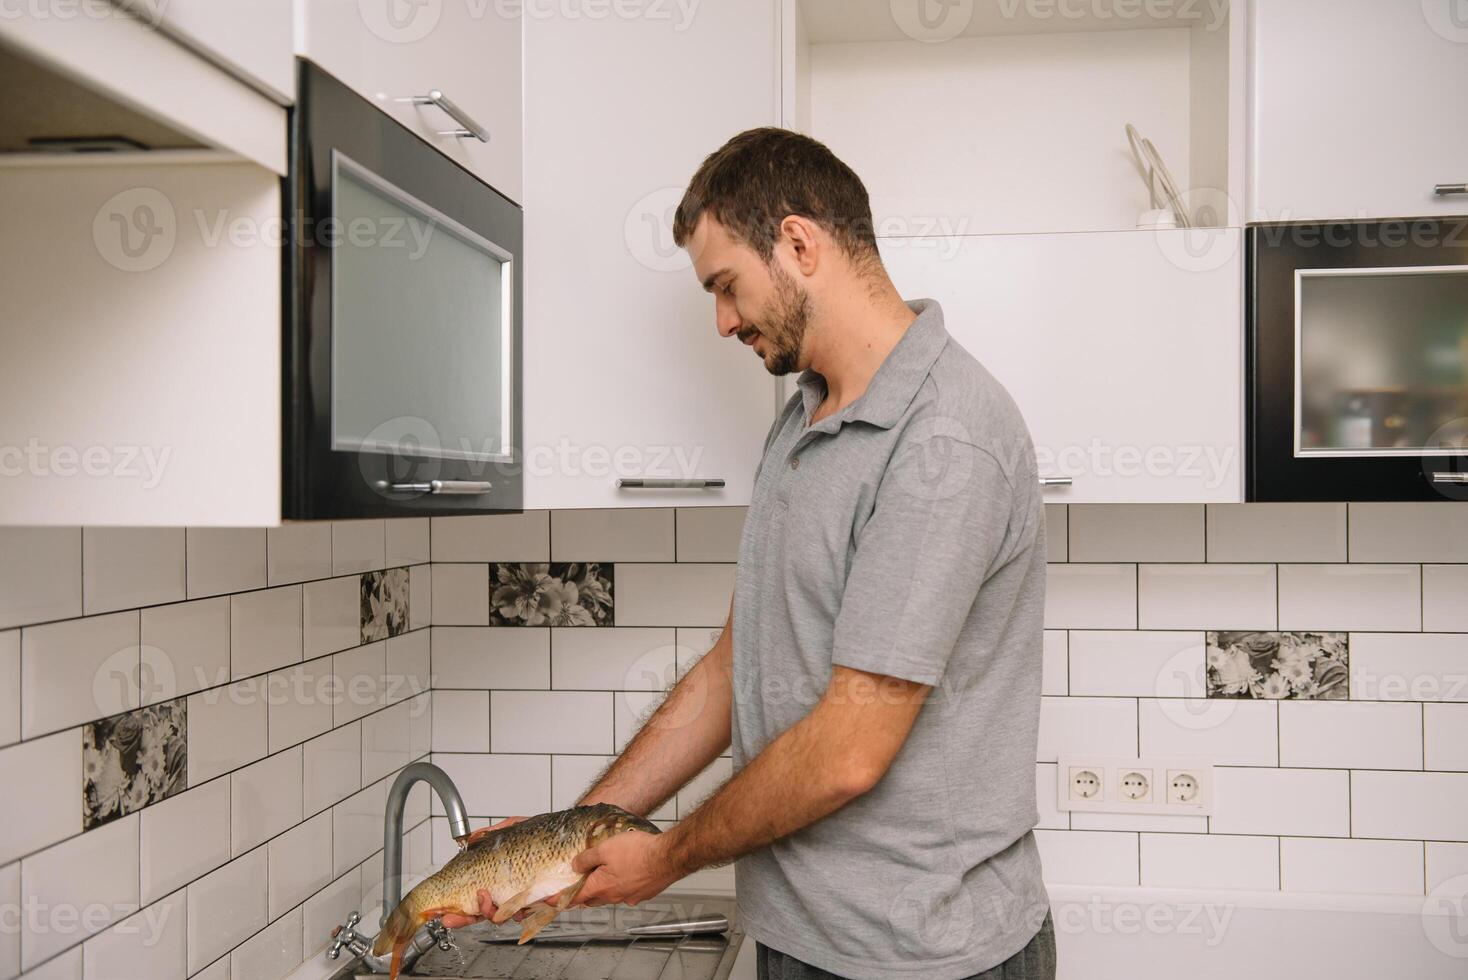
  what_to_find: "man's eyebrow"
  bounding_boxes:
[701,268,731,292]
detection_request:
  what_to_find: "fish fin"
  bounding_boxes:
[555,874,588,909]
[490,885,537,924]
[516,902,565,944]
[388,940,406,980]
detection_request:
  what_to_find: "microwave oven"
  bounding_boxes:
[1247,217,1468,501]
[284,59,523,519]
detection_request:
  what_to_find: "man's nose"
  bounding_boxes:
[715,296,742,338]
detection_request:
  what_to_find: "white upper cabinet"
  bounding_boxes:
[1249,0,1468,222]
[882,229,1244,504]
[522,1,782,510]
[139,0,296,102]
[298,0,523,203]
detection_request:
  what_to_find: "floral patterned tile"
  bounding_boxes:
[83,698,187,831]
[1206,631,1348,700]
[490,563,614,626]
[361,567,410,643]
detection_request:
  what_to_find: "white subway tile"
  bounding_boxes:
[614,691,662,753]
[1035,764,1067,830]
[1205,503,1347,563]
[385,630,430,706]
[302,576,358,659]
[551,627,677,691]
[186,848,268,974]
[1349,502,1468,563]
[266,660,333,753]
[140,777,230,905]
[0,731,81,865]
[408,691,431,760]
[1041,630,1067,696]
[1279,701,1422,770]
[1281,838,1424,896]
[431,690,489,753]
[1423,565,1468,632]
[1140,833,1278,890]
[230,748,302,856]
[303,722,360,816]
[433,754,551,817]
[0,631,17,746]
[676,757,732,819]
[230,586,302,681]
[1352,771,1468,841]
[430,512,549,562]
[384,518,430,567]
[430,565,488,626]
[1349,633,1468,702]
[20,814,139,968]
[187,679,268,784]
[1209,767,1350,837]
[362,700,411,784]
[21,611,139,738]
[1070,812,1207,833]
[266,524,332,586]
[301,868,360,961]
[82,528,184,615]
[431,627,548,689]
[1068,505,1204,562]
[1034,830,1138,886]
[18,947,79,980]
[81,888,186,980]
[185,528,265,599]
[1044,505,1067,562]
[229,906,301,980]
[491,691,612,754]
[1138,698,1278,766]
[1043,565,1136,629]
[332,781,388,878]
[1138,565,1276,631]
[331,521,384,575]
[0,527,80,630]
[332,643,386,726]
[1278,565,1421,631]
[267,812,333,919]
[1037,697,1137,762]
[409,564,431,632]
[614,564,735,627]
[1068,631,1204,697]
[0,861,15,980]
[1425,704,1468,771]
[1426,842,1468,897]
[551,509,674,562]
[140,597,229,704]
[675,508,746,563]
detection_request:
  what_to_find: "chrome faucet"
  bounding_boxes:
[328,762,474,975]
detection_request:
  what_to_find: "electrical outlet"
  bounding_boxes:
[1058,757,1213,816]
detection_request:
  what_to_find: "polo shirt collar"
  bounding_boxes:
[795,298,949,430]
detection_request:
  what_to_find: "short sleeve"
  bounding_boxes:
[830,425,1014,686]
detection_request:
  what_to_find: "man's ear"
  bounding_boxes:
[779,215,822,276]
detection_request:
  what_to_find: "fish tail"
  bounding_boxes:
[371,902,417,959]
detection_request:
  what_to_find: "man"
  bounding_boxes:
[450,128,1055,979]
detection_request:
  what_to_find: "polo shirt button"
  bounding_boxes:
[790,457,800,470]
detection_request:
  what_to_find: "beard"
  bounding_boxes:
[738,263,811,376]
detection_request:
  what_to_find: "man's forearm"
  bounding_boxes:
[576,611,734,818]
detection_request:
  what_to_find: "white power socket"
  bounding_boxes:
[1058,756,1213,816]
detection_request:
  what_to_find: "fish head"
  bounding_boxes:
[584,805,661,845]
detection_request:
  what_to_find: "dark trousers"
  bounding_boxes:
[756,912,1056,980]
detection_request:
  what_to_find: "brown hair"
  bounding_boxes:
[672,127,879,267]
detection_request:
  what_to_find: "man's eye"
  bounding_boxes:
[721,282,734,297]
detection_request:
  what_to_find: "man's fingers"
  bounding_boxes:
[571,845,602,875]
[476,889,497,920]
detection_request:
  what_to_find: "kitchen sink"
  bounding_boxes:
[329,893,744,980]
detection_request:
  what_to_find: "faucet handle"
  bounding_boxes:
[426,917,454,952]
[329,911,369,961]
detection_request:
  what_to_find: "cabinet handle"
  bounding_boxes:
[1434,184,1468,197]
[376,480,494,495]
[1431,472,1468,485]
[617,478,726,489]
[1039,476,1073,487]
[400,90,490,143]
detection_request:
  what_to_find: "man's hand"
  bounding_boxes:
[570,830,681,909]
[437,817,531,929]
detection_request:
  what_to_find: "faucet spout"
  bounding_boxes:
[381,762,472,926]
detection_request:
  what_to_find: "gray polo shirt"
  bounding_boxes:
[729,298,1050,979]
